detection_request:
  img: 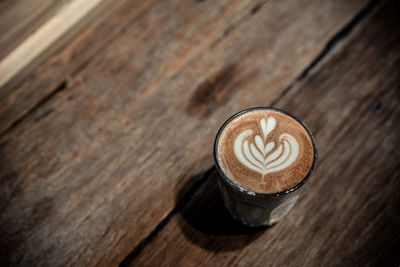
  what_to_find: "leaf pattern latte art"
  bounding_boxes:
[233,117,299,181]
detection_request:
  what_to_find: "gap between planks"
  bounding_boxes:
[270,0,381,107]
[118,0,382,265]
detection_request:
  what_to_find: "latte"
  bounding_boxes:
[216,108,315,194]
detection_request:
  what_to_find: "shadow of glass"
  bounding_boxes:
[175,166,271,251]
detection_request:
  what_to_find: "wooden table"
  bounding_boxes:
[1,0,399,266]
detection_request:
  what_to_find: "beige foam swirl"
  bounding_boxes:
[233,117,299,182]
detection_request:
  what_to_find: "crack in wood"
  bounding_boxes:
[0,80,67,136]
[270,0,382,107]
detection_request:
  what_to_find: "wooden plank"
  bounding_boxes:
[0,0,73,60]
[0,0,369,266]
[0,0,155,134]
[0,0,266,135]
[0,0,114,94]
[0,0,109,88]
[128,1,400,266]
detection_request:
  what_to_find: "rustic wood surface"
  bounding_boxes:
[0,0,111,90]
[0,0,399,266]
[0,0,111,88]
[0,0,269,135]
[127,1,400,265]
[0,0,73,60]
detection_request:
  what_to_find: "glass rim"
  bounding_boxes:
[213,107,318,197]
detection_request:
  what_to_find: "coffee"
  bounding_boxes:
[216,109,314,194]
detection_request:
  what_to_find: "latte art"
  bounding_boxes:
[233,117,299,182]
[216,109,315,193]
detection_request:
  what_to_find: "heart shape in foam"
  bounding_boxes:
[233,117,299,181]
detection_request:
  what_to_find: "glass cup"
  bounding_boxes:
[213,107,317,227]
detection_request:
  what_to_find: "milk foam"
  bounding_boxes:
[216,109,315,194]
[233,117,299,182]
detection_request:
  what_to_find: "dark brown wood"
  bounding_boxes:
[0,0,266,135]
[0,0,371,266]
[128,1,400,266]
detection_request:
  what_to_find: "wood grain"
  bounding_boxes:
[0,0,113,90]
[0,0,73,60]
[0,0,109,88]
[0,0,369,266]
[129,1,400,266]
[0,0,267,135]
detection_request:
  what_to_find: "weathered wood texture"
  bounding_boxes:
[0,0,268,135]
[0,0,143,132]
[0,0,111,88]
[0,0,368,135]
[0,0,111,90]
[129,1,400,266]
[0,0,73,60]
[0,0,371,266]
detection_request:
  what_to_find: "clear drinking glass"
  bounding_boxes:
[213,107,317,227]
